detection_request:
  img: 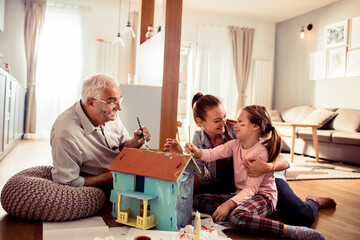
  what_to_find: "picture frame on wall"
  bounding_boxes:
[346,49,360,77]
[350,16,360,49]
[325,20,348,49]
[327,47,347,79]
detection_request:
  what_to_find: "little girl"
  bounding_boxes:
[186,105,325,240]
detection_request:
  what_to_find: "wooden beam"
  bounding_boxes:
[159,0,182,148]
[139,0,155,44]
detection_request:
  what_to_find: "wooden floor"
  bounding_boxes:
[0,140,360,240]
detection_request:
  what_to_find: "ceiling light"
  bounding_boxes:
[112,0,125,47]
[122,0,135,38]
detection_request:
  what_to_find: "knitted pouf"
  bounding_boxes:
[0,166,105,221]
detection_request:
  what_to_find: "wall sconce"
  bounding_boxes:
[300,24,313,39]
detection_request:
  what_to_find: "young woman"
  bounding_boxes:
[185,104,325,239]
[164,93,336,228]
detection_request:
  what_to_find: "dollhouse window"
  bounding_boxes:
[135,175,145,192]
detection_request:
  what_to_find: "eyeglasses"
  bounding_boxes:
[93,96,123,106]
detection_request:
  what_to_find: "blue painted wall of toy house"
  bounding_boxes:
[110,166,194,231]
[110,171,179,231]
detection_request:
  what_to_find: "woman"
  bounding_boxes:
[164,93,336,227]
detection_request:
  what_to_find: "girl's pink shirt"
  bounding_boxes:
[200,139,277,208]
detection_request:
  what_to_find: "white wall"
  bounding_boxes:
[181,9,275,67]
[0,0,26,86]
[274,0,360,111]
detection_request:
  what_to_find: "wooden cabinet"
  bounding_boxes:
[0,68,26,161]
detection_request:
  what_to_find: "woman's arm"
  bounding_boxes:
[244,155,289,177]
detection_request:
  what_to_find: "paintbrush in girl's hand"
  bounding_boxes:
[137,117,149,150]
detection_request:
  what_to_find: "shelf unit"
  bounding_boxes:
[0,68,26,161]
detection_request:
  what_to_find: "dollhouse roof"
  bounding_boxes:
[108,148,201,182]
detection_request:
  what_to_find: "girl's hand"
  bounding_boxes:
[163,138,183,154]
[212,200,236,222]
[184,142,202,158]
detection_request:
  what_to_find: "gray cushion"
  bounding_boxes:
[332,131,360,146]
[281,105,315,123]
[270,110,283,122]
[0,166,105,222]
[301,108,337,126]
[333,108,360,132]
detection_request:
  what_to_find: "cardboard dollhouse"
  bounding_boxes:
[108,147,201,231]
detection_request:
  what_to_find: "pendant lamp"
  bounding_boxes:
[122,0,135,38]
[112,0,125,47]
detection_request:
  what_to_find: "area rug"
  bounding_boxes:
[283,154,360,181]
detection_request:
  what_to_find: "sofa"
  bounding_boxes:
[270,105,360,165]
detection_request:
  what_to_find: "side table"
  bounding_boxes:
[273,122,322,163]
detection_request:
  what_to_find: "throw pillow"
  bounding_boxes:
[333,108,360,132]
[301,108,337,126]
[281,105,315,123]
[269,110,283,122]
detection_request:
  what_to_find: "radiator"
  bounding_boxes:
[250,60,273,109]
[96,40,131,84]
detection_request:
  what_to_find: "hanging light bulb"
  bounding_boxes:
[300,26,305,39]
[112,32,125,47]
[122,0,135,38]
[113,0,125,47]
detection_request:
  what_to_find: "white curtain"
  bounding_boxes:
[189,24,237,132]
[35,6,82,138]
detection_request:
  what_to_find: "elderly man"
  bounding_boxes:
[51,73,151,188]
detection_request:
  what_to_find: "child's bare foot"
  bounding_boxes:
[306,194,337,208]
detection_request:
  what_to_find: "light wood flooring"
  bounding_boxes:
[0,140,360,240]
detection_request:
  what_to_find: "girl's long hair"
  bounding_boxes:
[242,105,282,162]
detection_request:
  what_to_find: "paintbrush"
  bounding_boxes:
[136,117,149,150]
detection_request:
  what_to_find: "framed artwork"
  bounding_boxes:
[325,20,348,48]
[346,49,360,77]
[309,50,326,80]
[327,47,347,79]
[350,16,360,49]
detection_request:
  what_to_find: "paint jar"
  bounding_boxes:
[134,236,151,240]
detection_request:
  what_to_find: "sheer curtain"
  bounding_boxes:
[189,24,237,132]
[35,6,82,138]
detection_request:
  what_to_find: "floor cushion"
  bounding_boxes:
[0,166,105,221]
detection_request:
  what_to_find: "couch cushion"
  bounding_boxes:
[297,128,334,143]
[331,131,360,146]
[281,105,315,123]
[301,108,338,126]
[333,108,360,132]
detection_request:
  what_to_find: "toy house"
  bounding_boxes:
[108,147,201,231]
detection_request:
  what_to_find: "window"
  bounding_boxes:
[36,6,82,138]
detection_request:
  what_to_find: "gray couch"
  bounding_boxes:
[270,106,360,165]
